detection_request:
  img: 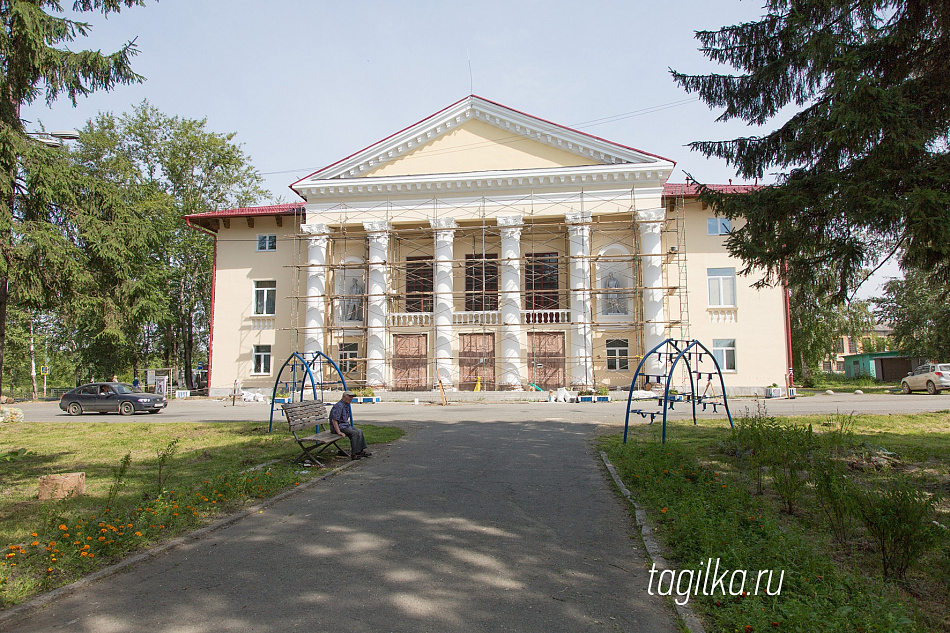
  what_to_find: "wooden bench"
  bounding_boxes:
[281,400,351,467]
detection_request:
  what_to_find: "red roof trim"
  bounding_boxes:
[291,96,676,187]
[182,202,305,220]
[662,183,761,197]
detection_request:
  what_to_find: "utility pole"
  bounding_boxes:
[29,321,38,400]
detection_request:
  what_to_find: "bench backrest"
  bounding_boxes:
[281,401,329,434]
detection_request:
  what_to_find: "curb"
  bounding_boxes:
[0,458,361,629]
[600,450,706,633]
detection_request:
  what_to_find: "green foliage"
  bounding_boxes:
[810,457,856,545]
[1,447,33,462]
[154,439,179,497]
[604,436,921,632]
[104,452,132,513]
[596,385,609,396]
[0,0,148,397]
[672,1,950,299]
[855,483,941,580]
[874,267,950,362]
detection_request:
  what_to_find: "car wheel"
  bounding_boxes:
[927,381,940,395]
[119,401,135,416]
[67,402,82,416]
[901,382,911,394]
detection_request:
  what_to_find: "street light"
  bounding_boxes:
[27,130,80,147]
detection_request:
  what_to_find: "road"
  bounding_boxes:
[13,392,950,427]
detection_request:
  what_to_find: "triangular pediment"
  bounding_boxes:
[292,96,672,189]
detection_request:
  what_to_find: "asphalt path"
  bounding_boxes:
[13,391,950,426]
[2,410,679,632]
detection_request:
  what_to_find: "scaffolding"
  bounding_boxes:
[284,188,691,392]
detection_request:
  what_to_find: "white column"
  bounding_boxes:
[301,224,330,357]
[638,208,667,377]
[430,218,457,391]
[498,216,524,390]
[363,221,390,388]
[566,211,593,390]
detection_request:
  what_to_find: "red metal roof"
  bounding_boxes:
[183,203,305,220]
[663,183,760,197]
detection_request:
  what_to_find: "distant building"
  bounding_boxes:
[185,96,790,396]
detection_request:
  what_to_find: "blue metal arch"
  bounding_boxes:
[268,351,349,432]
[623,338,733,444]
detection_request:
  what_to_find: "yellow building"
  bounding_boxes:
[185,96,790,396]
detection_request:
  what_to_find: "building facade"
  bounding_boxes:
[185,96,790,396]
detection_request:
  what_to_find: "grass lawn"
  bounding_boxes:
[0,421,403,608]
[604,410,950,633]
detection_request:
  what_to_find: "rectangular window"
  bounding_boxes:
[707,218,731,235]
[405,257,433,313]
[606,339,629,371]
[465,253,498,311]
[707,267,736,307]
[256,234,277,251]
[254,280,277,315]
[526,252,559,310]
[252,345,272,374]
[712,339,737,371]
[339,342,358,375]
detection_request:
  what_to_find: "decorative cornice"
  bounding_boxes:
[296,163,673,200]
[292,96,673,190]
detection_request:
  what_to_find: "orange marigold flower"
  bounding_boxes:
[134,532,142,537]
[63,533,69,537]
[80,552,88,557]
[744,626,753,633]
[58,524,67,530]
[660,508,668,514]
[50,557,57,562]
[126,523,133,528]
[5,553,15,559]
[30,541,39,547]
[8,545,17,550]
[30,532,38,537]
[88,554,94,558]
[98,537,106,541]
[82,544,89,550]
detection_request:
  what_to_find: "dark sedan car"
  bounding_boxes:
[59,382,167,416]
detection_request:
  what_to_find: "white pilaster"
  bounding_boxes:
[430,218,457,390]
[566,211,593,390]
[638,208,667,377]
[301,224,330,357]
[498,216,524,390]
[364,221,390,388]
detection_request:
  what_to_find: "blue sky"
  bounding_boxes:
[22,0,899,297]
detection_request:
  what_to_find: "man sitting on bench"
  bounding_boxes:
[330,391,372,460]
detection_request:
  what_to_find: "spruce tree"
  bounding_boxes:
[672,1,950,300]
[0,0,145,397]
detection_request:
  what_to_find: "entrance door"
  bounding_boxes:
[528,332,565,390]
[459,333,495,390]
[392,334,428,391]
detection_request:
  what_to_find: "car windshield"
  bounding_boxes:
[938,364,950,372]
[115,383,139,394]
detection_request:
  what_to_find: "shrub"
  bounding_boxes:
[765,423,815,514]
[810,457,856,544]
[855,481,941,579]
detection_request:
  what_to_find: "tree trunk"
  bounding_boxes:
[0,275,7,400]
[183,308,194,390]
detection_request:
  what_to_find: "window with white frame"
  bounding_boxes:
[707,268,737,307]
[256,234,277,251]
[252,345,272,374]
[606,339,629,370]
[254,281,277,316]
[339,342,358,374]
[707,218,731,235]
[712,339,736,371]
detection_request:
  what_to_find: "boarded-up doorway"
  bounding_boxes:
[393,334,427,391]
[879,356,912,383]
[459,333,495,390]
[528,332,565,390]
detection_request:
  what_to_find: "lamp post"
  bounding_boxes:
[24,129,78,400]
